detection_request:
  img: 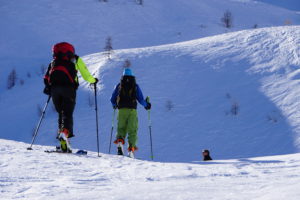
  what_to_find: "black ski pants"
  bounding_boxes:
[51,86,76,137]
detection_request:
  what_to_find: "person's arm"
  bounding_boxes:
[110,84,120,107]
[136,84,148,107]
[43,64,51,86]
[43,64,52,95]
[75,57,96,84]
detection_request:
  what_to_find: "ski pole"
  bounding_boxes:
[94,83,100,157]
[108,108,116,154]
[146,96,154,160]
[27,95,51,150]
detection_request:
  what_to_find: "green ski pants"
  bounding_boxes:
[116,108,138,148]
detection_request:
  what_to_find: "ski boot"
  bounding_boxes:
[128,146,138,159]
[57,128,72,153]
[114,138,125,156]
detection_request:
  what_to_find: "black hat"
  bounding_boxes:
[202,149,210,154]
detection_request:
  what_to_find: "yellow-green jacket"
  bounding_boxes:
[44,55,96,88]
[74,56,97,84]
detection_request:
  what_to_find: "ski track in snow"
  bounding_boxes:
[1,139,300,200]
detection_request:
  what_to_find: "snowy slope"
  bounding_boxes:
[1,26,299,162]
[256,0,300,11]
[1,139,300,200]
[1,0,300,86]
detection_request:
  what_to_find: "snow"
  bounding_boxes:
[1,139,300,200]
[0,0,299,81]
[2,25,300,162]
[255,0,300,11]
[1,1,300,199]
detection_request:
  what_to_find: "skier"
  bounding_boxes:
[202,149,213,161]
[110,67,151,158]
[43,42,98,153]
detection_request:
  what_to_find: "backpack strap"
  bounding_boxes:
[50,66,74,83]
[49,60,77,85]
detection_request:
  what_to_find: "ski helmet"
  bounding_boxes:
[123,68,133,76]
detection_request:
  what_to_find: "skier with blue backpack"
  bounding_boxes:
[110,67,151,158]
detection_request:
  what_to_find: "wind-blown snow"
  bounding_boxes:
[1,139,300,200]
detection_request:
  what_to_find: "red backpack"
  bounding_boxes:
[48,42,78,88]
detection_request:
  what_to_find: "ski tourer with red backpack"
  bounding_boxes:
[43,42,98,153]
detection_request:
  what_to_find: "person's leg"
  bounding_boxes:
[61,87,76,138]
[51,87,63,134]
[116,109,129,142]
[127,109,138,149]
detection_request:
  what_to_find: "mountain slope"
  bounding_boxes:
[1,0,299,87]
[1,139,300,200]
[256,0,300,11]
[1,26,299,162]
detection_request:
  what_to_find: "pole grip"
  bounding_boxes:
[146,96,150,103]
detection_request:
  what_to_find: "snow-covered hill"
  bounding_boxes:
[257,0,300,11]
[1,0,299,85]
[1,139,300,200]
[1,25,299,162]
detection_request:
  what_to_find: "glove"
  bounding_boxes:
[43,86,51,95]
[90,78,98,88]
[145,102,151,110]
[113,105,118,110]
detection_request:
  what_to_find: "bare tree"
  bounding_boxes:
[221,10,233,28]
[7,69,17,90]
[231,102,239,116]
[123,59,131,69]
[104,36,113,59]
[38,64,47,76]
[165,100,174,111]
[136,0,143,5]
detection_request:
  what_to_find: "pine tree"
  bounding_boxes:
[136,0,143,5]
[123,59,131,69]
[221,10,233,28]
[7,69,17,90]
[104,36,113,59]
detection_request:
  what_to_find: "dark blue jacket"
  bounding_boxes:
[111,83,148,108]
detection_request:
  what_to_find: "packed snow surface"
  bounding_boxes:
[1,139,300,200]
